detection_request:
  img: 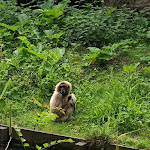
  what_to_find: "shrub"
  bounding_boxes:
[61,6,150,47]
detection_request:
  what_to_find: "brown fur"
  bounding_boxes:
[50,81,76,121]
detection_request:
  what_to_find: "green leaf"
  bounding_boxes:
[30,97,42,107]
[18,131,23,137]
[42,111,47,115]
[84,53,98,59]
[2,50,7,54]
[53,32,64,39]
[31,51,47,60]
[18,14,29,25]
[85,47,111,60]
[18,36,31,48]
[0,101,6,113]
[43,143,49,148]
[21,137,26,142]
[123,63,140,73]
[106,7,117,16]
[44,30,53,37]
[144,67,150,72]
[49,48,65,63]
[146,31,150,38]
[88,47,100,53]
[0,23,18,31]
[57,140,64,143]
[65,139,74,143]
[36,145,42,150]
[18,36,47,60]
[131,62,140,69]
[44,30,64,40]
[44,8,63,18]
[97,50,111,60]
[24,143,30,147]
[43,116,52,122]
[40,0,54,9]
[33,115,39,120]
[50,141,56,145]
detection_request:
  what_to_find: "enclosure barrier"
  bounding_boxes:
[0,124,140,150]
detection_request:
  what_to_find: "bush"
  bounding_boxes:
[61,6,150,47]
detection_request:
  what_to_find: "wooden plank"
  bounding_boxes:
[0,126,9,141]
[105,144,139,150]
[0,124,141,150]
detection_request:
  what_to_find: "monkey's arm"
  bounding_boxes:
[56,101,75,121]
[55,94,76,122]
[62,93,76,110]
[50,93,64,117]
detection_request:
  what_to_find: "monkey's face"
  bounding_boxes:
[59,84,68,95]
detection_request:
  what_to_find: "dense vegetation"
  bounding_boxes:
[0,0,150,149]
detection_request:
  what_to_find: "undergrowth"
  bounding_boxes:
[0,0,150,149]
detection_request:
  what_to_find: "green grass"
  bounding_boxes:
[1,47,150,149]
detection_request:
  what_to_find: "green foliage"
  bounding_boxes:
[0,0,150,149]
[123,62,140,73]
[36,145,42,150]
[15,127,30,148]
[33,111,58,128]
[83,39,138,64]
[0,0,20,25]
[36,138,74,150]
[0,78,11,99]
[0,0,70,101]
[85,47,112,60]
[15,126,73,150]
[78,67,150,135]
[62,6,149,47]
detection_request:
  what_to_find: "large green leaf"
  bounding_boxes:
[49,48,65,63]
[88,47,100,53]
[0,23,18,31]
[18,14,29,25]
[85,47,111,60]
[18,36,47,60]
[123,63,140,73]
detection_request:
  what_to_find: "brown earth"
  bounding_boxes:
[104,0,150,10]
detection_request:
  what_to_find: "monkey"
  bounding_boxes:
[50,81,76,121]
[54,93,76,121]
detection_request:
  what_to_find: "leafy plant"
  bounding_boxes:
[36,138,74,150]
[15,127,30,148]
[123,62,140,73]
[83,40,137,64]
[61,6,149,47]
[14,126,74,150]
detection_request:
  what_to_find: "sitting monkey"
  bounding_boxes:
[50,81,76,121]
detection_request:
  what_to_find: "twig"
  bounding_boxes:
[5,136,12,150]
[9,100,12,136]
[4,100,13,150]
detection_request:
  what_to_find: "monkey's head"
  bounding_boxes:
[55,81,72,96]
